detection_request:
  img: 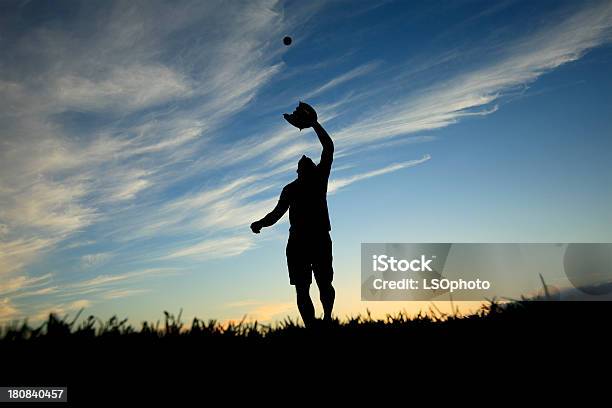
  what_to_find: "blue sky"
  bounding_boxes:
[1,0,611,324]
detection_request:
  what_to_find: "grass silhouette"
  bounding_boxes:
[0,296,605,343]
[0,292,611,405]
[0,301,537,343]
[1,299,607,403]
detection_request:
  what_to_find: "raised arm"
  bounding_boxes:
[250,187,289,233]
[313,121,333,173]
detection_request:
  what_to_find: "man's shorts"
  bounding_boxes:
[286,231,333,287]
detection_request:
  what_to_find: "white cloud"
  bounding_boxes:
[328,155,432,194]
[224,300,263,308]
[0,179,96,276]
[0,298,19,321]
[195,197,280,232]
[0,238,58,275]
[167,176,259,212]
[163,236,255,260]
[101,289,151,300]
[12,286,59,299]
[0,273,53,296]
[1,179,95,234]
[69,299,92,310]
[333,2,612,147]
[110,178,151,202]
[0,0,294,276]
[304,62,380,99]
[53,64,190,112]
[69,268,175,291]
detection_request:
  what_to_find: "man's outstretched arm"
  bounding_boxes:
[313,121,334,173]
[250,188,289,233]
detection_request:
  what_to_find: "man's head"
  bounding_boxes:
[297,155,316,179]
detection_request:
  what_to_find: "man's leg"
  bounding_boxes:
[319,282,335,322]
[314,232,335,322]
[287,233,315,327]
[295,284,315,327]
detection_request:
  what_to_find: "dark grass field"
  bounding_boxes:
[1,300,609,404]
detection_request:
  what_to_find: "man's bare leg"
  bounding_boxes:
[295,285,315,327]
[319,282,335,322]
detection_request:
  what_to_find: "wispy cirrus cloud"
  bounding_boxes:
[0,267,176,323]
[328,155,432,194]
[0,273,53,296]
[304,61,381,99]
[0,298,20,321]
[53,64,191,112]
[162,236,256,261]
[333,1,612,148]
[66,268,177,293]
[101,289,152,300]
[0,238,58,276]
[0,0,299,281]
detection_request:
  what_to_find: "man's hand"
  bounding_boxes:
[250,221,263,234]
[283,101,318,130]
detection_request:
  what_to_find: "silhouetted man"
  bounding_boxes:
[250,102,334,327]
